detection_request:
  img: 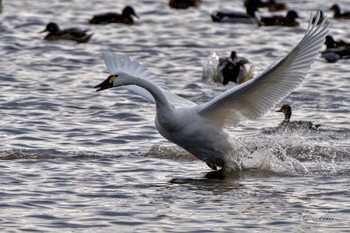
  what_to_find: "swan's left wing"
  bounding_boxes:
[197,12,330,128]
[103,52,196,108]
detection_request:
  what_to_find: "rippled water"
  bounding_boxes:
[1,0,350,232]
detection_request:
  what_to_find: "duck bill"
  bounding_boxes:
[275,108,282,112]
[40,29,48,33]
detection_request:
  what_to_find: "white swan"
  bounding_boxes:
[95,12,330,173]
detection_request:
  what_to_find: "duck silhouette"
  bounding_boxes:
[89,6,139,25]
[168,0,201,9]
[40,22,93,43]
[276,105,320,130]
[260,10,300,27]
[211,3,260,24]
[266,0,288,12]
[321,35,350,62]
[330,4,350,19]
[217,51,253,85]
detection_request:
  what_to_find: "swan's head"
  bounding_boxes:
[94,72,132,91]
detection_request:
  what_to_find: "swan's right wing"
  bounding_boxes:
[197,12,330,128]
[103,52,196,108]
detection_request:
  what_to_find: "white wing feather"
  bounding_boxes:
[197,12,330,128]
[103,52,196,108]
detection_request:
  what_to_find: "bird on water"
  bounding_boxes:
[276,105,321,130]
[94,12,330,176]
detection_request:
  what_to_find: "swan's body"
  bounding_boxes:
[95,13,329,172]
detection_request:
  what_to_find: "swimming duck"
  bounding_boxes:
[330,4,350,19]
[276,105,320,130]
[211,4,260,24]
[89,6,139,25]
[266,0,288,12]
[168,0,201,9]
[321,35,350,62]
[40,22,93,43]
[217,51,253,85]
[324,35,350,49]
[321,47,350,63]
[260,10,300,27]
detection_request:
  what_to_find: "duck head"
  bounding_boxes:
[286,10,300,20]
[276,104,292,121]
[41,22,60,33]
[123,6,139,18]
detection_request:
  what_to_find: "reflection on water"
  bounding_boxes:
[0,0,350,231]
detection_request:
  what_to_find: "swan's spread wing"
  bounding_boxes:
[103,52,196,108]
[197,12,330,128]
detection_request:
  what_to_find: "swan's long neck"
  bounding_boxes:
[126,75,174,113]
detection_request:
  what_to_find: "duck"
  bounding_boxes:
[40,22,93,43]
[266,0,288,12]
[89,6,139,25]
[276,105,321,130]
[217,51,253,85]
[168,0,201,9]
[94,13,329,175]
[211,4,260,24]
[324,35,350,49]
[330,4,350,19]
[321,35,350,62]
[321,47,350,63]
[260,10,300,27]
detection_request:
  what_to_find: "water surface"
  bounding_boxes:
[0,0,349,232]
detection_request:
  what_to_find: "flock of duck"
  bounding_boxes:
[35,0,350,66]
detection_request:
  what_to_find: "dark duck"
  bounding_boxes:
[276,105,320,130]
[89,6,139,25]
[217,51,252,85]
[266,0,288,12]
[168,0,201,9]
[260,10,301,27]
[321,35,350,62]
[330,4,350,19]
[211,0,264,24]
[40,22,93,43]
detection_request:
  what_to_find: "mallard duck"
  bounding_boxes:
[40,22,93,43]
[260,10,300,27]
[324,35,350,49]
[217,51,253,85]
[168,0,201,9]
[321,47,350,63]
[321,35,350,62]
[276,105,320,130]
[89,6,139,25]
[266,0,288,12]
[211,3,260,24]
[330,4,350,19]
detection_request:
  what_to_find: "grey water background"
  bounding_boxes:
[0,0,349,232]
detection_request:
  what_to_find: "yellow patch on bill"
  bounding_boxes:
[109,75,116,84]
